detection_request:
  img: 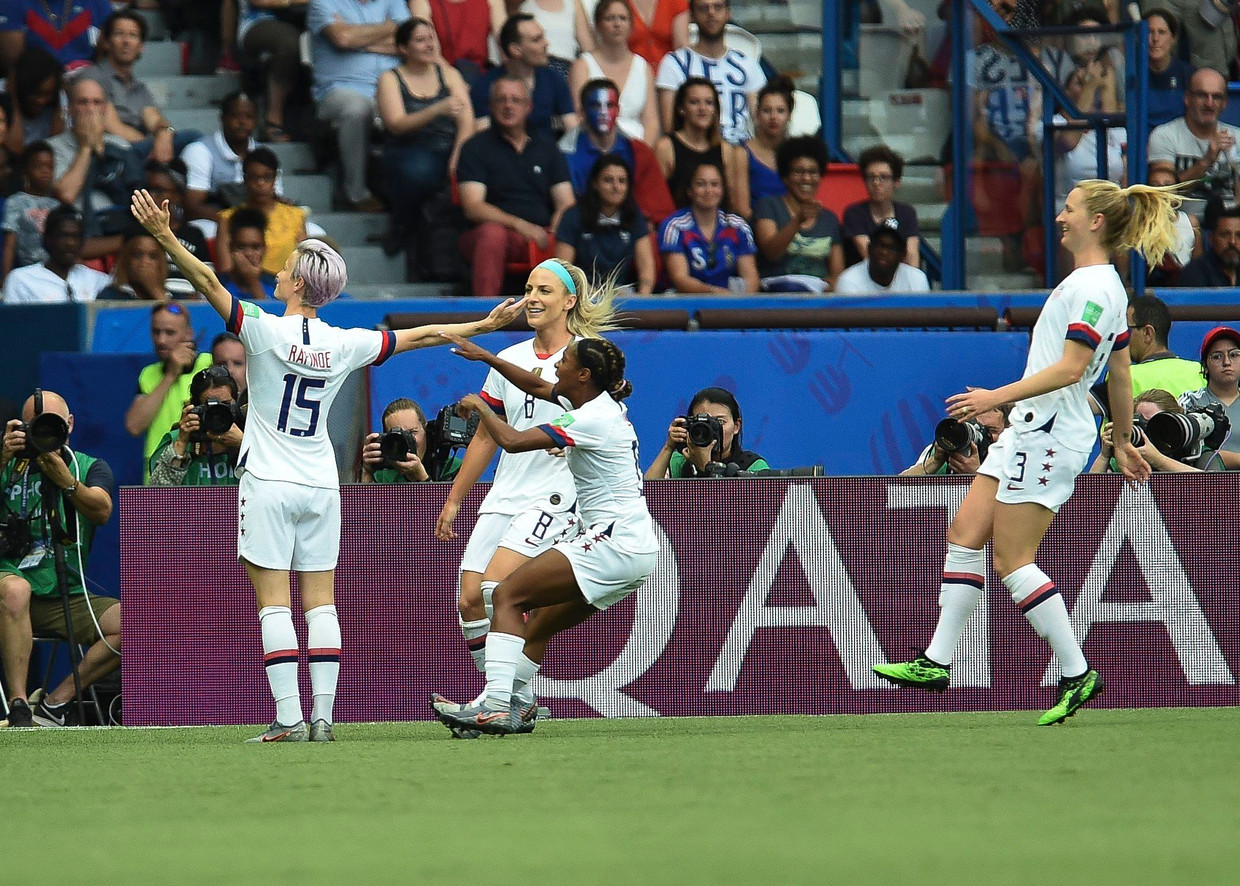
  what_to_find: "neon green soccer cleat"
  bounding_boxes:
[873,656,951,692]
[1038,669,1105,726]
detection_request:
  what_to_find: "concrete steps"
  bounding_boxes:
[337,246,407,285]
[133,41,184,78]
[145,74,241,110]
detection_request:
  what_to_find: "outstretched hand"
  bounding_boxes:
[456,393,486,418]
[483,296,527,332]
[1113,442,1152,486]
[946,387,1000,422]
[131,189,173,240]
[442,333,491,362]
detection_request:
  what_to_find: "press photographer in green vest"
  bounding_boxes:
[148,366,244,487]
[0,390,118,728]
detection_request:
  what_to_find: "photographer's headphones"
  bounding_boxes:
[33,388,43,416]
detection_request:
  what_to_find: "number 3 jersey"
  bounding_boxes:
[228,298,396,488]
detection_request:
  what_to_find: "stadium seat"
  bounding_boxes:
[815,163,870,220]
[867,88,951,163]
[788,89,822,138]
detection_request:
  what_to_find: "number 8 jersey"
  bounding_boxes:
[228,298,396,488]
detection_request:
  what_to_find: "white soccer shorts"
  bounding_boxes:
[459,499,579,575]
[237,473,341,571]
[556,522,658,611]
[980,426,1089,514]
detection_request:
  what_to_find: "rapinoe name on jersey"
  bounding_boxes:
[287,344,332,370]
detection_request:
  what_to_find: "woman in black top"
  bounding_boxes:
[555,153,656,292]
[653,77,749,216]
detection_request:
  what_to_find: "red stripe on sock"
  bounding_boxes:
[307,647,341,657]
[263,649,298,661]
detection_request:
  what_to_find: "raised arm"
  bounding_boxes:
[131,190,232,319]
[442,333,557,401]
[458,394,557,453]
[391,298,526,355]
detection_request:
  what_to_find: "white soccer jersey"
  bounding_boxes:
[1009,264,1129,452]
[477,339,576,515]
[540,392,658,553]
[227,298,396,488]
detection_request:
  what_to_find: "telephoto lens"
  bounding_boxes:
[379,428,417,462]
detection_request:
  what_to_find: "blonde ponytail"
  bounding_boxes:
[1076,179,1188,268]
[553,259,623,338]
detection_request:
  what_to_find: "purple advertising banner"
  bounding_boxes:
[121,476,1239,726]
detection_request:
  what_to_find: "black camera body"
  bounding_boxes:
[19,412,70,459]
[683,413,724,453]
[189,398,243,443]
[1146,404,1231,461]
[430,404,479,452]
[1130,414,1149,449]
[0,513,34,560]
[934,417,990,463]
[379,427,418,463]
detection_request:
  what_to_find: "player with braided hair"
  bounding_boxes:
[432,334,657,736]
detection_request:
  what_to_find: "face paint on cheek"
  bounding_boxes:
[585,88,619,135]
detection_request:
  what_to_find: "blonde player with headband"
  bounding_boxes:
[431,257,618,736]
[131,190,525,743]
[876,180,1183,726]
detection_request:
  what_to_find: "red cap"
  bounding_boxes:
[1201,326,1240,362]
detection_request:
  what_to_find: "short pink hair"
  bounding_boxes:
[291,239,347,307]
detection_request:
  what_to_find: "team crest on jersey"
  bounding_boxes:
[1081,301,1103,325]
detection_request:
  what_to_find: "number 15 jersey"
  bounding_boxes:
[228,298,396,488]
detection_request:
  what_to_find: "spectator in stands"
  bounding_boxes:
[1180,325,1240,468]
[742,77,794,206]
[216,147,306,277]
[0,389,119,729]
[1050,63,1126,209]
[1090,388,1211,473]
[569,0,660,143]
[1040,7,1123,108]
[216,206,278,300]
[1148,68,1240,203]
[148,365,244,486]
[2,141,59,278]
[0,204,109,303]
[0,93,15,198]
[555,153,656,291]
[1176,205,1240,286]
[99,229,176,300]
[560,77,674,224]
[842,144,921,268]
[654,77,747,215]
[124,302,214,472]
[181,92,282,222]
[900,393,1006,476]
[376,17,473,259]
[1127,294,1205,396]
[144,159,212,274]
[659,160,758,293]
[0,0,112,68]
[237,0,307,142]
[470,13,578,137]
[360,397,462,483]
[211,331,248,394]
[752,136,844,292]
[82,10,200,163]
[655,0,766,145]
[48,77,142,233]
[835,223,930,294]
[519,0,595,78]
[644,386,768,478]
[409,0,505,82]
[1150,0,1236,78]
[1144,7,1194,130]
[456,75,575,297]
[626,0,689,68]
[2,47,64,154]
[308,0,410,212]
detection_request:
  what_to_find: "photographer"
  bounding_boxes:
[900,396,1008,476]
[1178,325,1240,468]
[0,390,118,728]
[645,387,769,478]
[359,398,463,484]
[148,367,244,487]
[1090,389,1215,473]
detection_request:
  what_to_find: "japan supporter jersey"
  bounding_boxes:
[540,393,658,553]
[477,339,576,515]
[1010,264,1128,452]
[227,298,396,487]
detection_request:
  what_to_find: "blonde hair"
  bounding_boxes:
[1074,180,1187,268]
[538,258,622,338]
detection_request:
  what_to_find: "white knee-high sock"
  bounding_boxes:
[480,580,498,621]
[305,604,341,724]
[512,654,540,704]
[259,605,301,726]
[924,543,987,666]
[459,615,490,673]
[482,632,525,710]
[1004,563,1088,678]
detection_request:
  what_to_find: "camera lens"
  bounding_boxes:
[934,418,972,454]
[201,401,236,436]
[26,413,69,454]
[379,429,411,461]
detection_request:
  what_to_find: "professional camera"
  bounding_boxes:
[1146,404,1231,461]
[189,398,243,443]
[379,427,418,463]
[0,513,34,560]
[19,411,69,458]
[934,417,991,462]
[1130,415,1148,449]
[683,413,724,452]
[429,403,479,453]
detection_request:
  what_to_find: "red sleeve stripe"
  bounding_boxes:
[538,423,574,447]
[226,297,244,334]
[1066,322,1101,349]
[372,330,397,366]
[480,391,506,416]
[1113,329,1130,350]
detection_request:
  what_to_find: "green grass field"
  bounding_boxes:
[5,708,1238,885]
